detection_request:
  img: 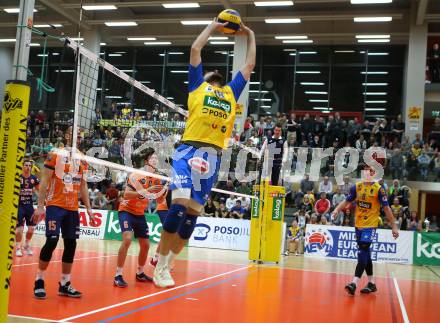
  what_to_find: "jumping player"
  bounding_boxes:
[33,127,95,299]
[153,19,256,288]
[15,160,40,257]
[331,167,399,295]
[114,148,164,287]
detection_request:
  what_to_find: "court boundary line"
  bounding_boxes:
[8,314,53,322]
[58,265,250,322]
[96,270,252,323]
[424,265,440,279]
[12,254,117,267]
[392,274,410,323]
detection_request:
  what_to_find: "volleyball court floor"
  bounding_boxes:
[8,235,439,323]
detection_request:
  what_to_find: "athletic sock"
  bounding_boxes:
[15,242,21,249]
[157,254,168,267]
[60,274,71,286]
[167,251,177,266]
[115,267,123,277]
[36,270,45,281]
[368,276,374,284]
[352,277,360,285]
[137,266,144,275]
[25,240,31,248]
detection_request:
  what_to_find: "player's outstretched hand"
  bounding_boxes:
[33,205,46,223]
[392,227,399,239]
[87,208,96,226]
[236,23,254,36]
[210,17,227,32]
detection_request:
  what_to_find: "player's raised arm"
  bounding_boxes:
[238,24,256,81]
[190,19,226,67]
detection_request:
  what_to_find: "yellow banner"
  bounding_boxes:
[0,81,30,321]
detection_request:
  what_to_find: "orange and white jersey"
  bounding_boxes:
[44,149,87,211]
[119,172,162,216]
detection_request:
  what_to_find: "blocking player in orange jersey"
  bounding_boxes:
[114,148,166,287]
[33,127,95,299]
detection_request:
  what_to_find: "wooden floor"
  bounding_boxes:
[8,235,440,323]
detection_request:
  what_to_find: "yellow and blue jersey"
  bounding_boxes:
[346,181,388,228]
[183,63,247,149]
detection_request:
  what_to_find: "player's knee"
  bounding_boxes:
[40,236,59,262]
[163,204,187,234]
[62,239,77,264]
[178,214,198,240]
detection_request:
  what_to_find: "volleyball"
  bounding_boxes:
[217,9,241,34]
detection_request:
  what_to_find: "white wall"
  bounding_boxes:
[0,47,14,110]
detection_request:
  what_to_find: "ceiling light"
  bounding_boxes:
[52,52,60,56]
[181,20,212,25]
[37,54,48,57]
[105,21,138,27]
[249,90,269,93]
[313,107,330,110]
[364,92,387,95]
[283,49,297,52]
[356,34,390,39]
[140,81,151,84]
[301,82,325,85]
[309,99,328,102]
[4,8,37,13]
[362,83,388,86]
[83,5,117,10]
[368,52,389,56]
[184,81,189,84]
[358,39,390,43]
[290,53,296,56]
[169,52,184,55]
[260,105,272,108]
[351,0,392,4]
[249,82,261,85]
[127,37,157,41]
[100,42,107,46]
[305,91,328,95]
[34,24,63,28]
[0,39,16,43]
[361,71,388,74]
[210,41,235,45]
[55,69,75,73]
[354,17,392,22]
[105,96,123,99]
[254,98,272,101]
[365,108,387,111]
[299,51,317,54]
[120,69,134,73]
[334,50,355,53]
[163,3,200,8]
[167,97,174,100]
[30,43,40,47]
[171,70,188,73]
[265,18,301,24]
[366,101,387,103]
[282,40,313,44]
[209,36,229,40]
[108,53,122,57]
[275,35,307,40]
[144,41,172,45]
[71,37,84,41]
[296,71,320,74]
[255,1,294,7]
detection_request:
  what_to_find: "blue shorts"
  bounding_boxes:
[157,210,168,224]
[45,206,80,239]
[118,211,149,239]
[169,144,221,206]
[355,228,376,244]
[17,204,36,227]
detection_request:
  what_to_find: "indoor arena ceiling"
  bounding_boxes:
[0,0,439,47]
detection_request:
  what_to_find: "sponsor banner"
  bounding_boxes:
[413,232,440,266]
[189,217,251,251]
[104,211,163,243]
[304,224,413,264]
[33,208,109,240]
